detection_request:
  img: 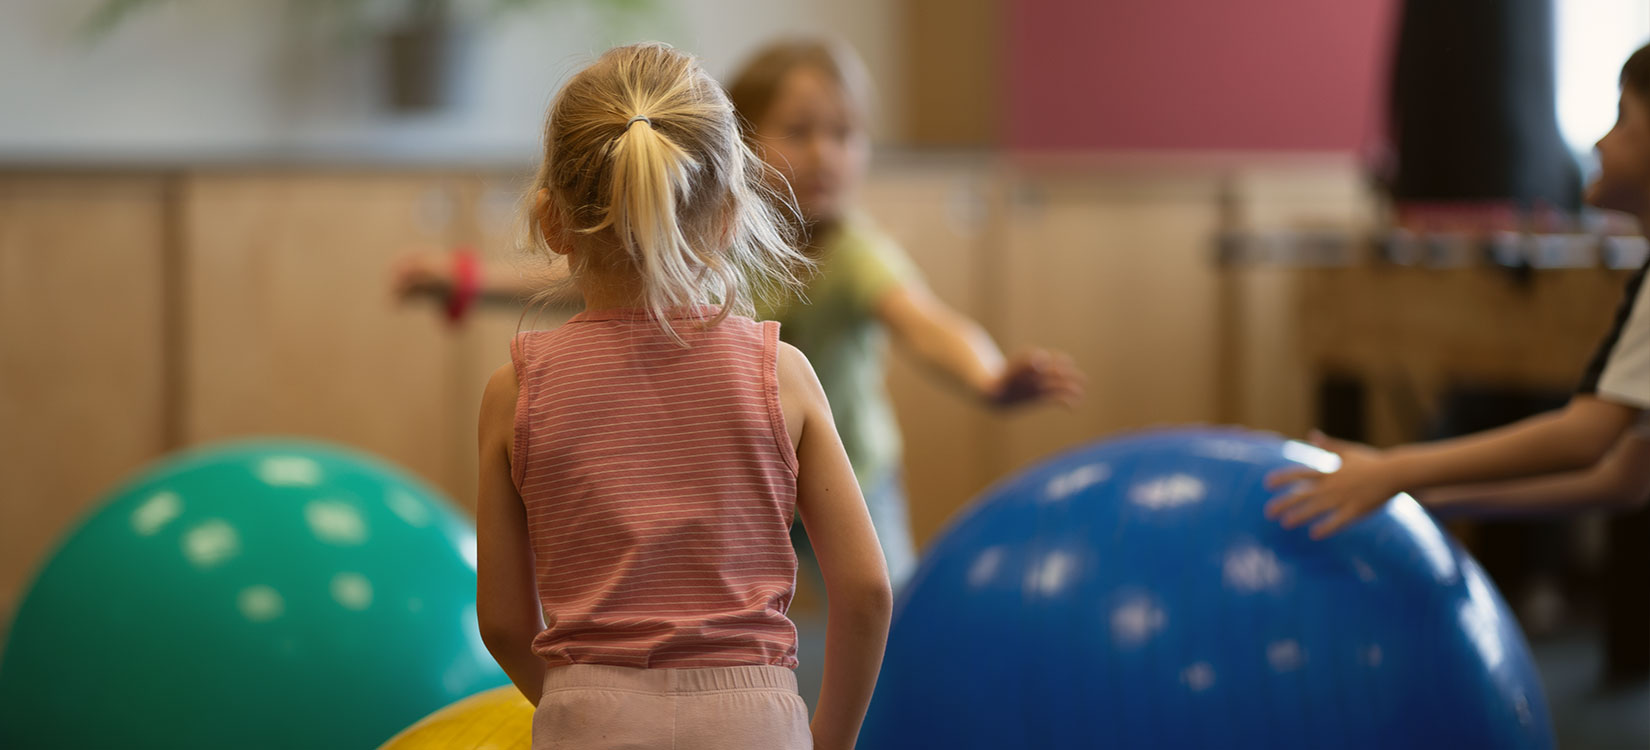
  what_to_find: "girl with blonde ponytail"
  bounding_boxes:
[519,42,811,337]
[474,43,892,750]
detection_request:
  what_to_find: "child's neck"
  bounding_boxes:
[576,263,647,311]
[580,284,646,312]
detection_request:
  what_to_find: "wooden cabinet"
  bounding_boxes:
[0,175,169,621]
[179,173,464,493]
[993,170,1228,476]
[1218,163,1379,439]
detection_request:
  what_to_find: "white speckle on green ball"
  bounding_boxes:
[237,585,285,622]
[331,572,374,611]
[306,500,368,545]
[131,491,183,536]
[182,520,240,568]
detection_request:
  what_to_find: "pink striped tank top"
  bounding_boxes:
[510,307,801,669]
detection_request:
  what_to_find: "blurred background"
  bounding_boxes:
[2,0,1648,746]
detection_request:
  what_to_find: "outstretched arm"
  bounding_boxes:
[1266,396,1642,538]
[392,248,573,308]
[875,283,1084,408]
[1422,430,1650,518]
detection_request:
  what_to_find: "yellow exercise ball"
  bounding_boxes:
[379,685,533,749]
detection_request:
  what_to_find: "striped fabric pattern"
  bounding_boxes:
[510,307,801,669]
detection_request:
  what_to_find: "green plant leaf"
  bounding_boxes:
[81,0,172,39]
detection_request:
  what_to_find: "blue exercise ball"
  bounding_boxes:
[860,428,1553,750]
[0,439,507,749]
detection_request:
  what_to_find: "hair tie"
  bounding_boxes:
[626,115,652,129]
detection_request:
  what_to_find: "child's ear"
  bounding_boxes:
[534,188,573,257]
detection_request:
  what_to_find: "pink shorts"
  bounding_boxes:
[532,664,812,750]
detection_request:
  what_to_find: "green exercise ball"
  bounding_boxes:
[0,440,507,749]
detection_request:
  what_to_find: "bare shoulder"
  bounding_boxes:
[479,362,519,445]
[776,340,808,374]
[483,361,518,404]
[776,341,826,405]
[775,341,828,448]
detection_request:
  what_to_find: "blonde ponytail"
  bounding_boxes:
[523,43,808,341]
[596,115,707,321]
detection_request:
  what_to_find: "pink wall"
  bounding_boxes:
[1006,0,1397,151]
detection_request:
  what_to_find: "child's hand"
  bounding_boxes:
[1263,430,1401,539]
[391,249,456,301]
[988,349,1086,408]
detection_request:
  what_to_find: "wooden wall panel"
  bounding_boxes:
[900,0,1001,146]
[1220,162,1377,439]
[993,171,1227,477]
[0,175,168,628]
[180,173,463,496]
